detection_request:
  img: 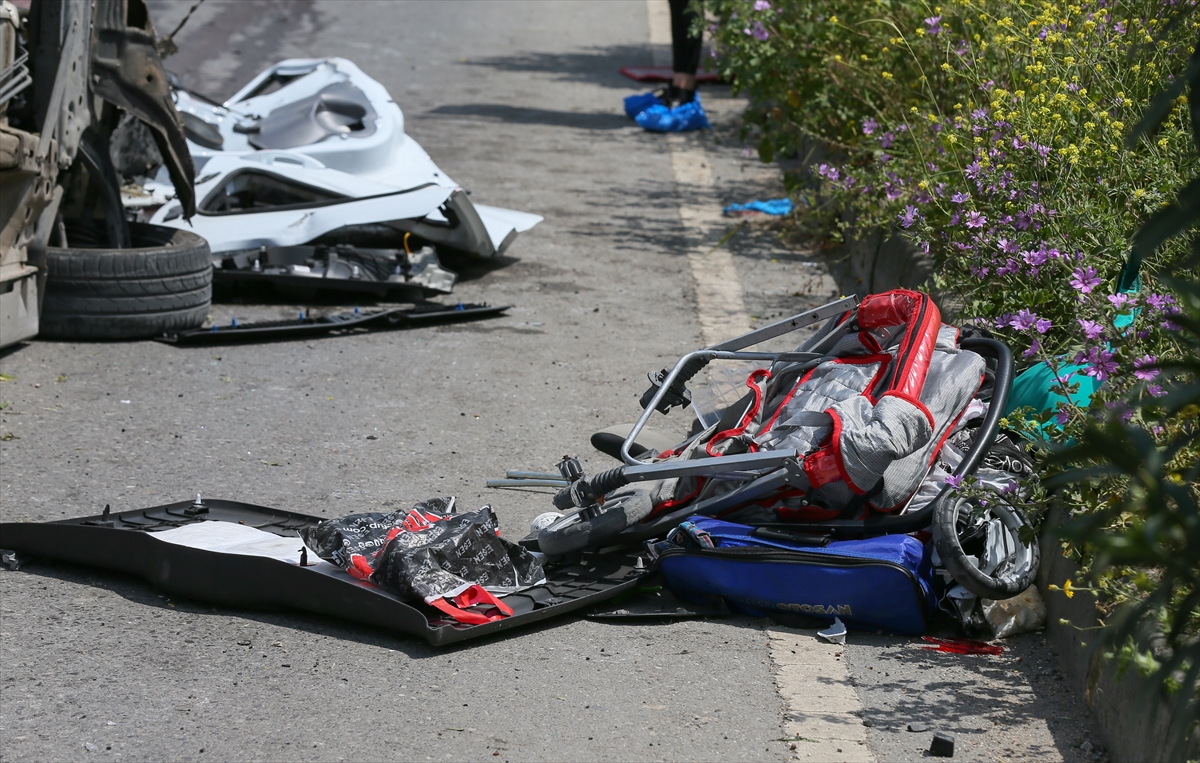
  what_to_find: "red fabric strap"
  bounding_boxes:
[429,585,514,625]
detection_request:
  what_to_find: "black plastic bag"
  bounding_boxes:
[301,497,545,624]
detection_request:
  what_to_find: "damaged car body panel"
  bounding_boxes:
[153,57,542,268]
[1,0,198,347]
[0,498,650,646]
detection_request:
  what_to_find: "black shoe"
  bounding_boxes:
[658,85,696,109]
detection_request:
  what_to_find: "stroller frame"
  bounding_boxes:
[538,293,1034,601]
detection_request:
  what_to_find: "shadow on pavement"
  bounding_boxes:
[463,44,663,90]
[5,559,765,660]
[426,104,630,131]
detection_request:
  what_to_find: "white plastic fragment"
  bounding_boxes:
[818,616,848,644]
[982,585,1047,639]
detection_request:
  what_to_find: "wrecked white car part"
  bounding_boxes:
[158,57,541,259]
[150,152,460,294]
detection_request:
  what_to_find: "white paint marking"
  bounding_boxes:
[646,6,870,754]
[769,627,874,762]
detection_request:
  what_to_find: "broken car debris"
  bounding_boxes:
[1,292,1042,646]
[157,302,509,345]
[127,58,542,298]
[0,496,650,646]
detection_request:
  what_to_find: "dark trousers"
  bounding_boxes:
[670,0,703,76]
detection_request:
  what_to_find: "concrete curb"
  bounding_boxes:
[1038,510,1199,763]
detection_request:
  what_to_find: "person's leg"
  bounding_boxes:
[669,0,702,98]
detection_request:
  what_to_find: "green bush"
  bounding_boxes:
[709,0,1199,744]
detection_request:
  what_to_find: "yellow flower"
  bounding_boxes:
[1112,120,1124,132]
[830,15,838,23]
[861,54,869,61]
[942,62,952,72]
[834,54,843,62]
[1158,137,1169,149]
[881,71,894,80]
[1063,579,1075,598]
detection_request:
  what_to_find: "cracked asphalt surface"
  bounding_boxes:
[1,2,1104,761]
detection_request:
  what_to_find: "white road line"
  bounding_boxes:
[644,3,874,760]
[645,1,750,346]
[670,142,752,345]
[769,627,874,762]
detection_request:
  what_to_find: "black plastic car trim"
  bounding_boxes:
[157,303,508,345]
[0,499,652,646]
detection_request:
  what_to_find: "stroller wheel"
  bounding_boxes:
[537,490,654,556]
[932,495,1039,600]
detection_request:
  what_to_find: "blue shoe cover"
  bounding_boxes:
[624,91,663,119]
[635,96,711,132]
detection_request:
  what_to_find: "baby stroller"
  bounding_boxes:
[531,290,1039,607]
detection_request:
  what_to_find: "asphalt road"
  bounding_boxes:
[0,2,1105,761]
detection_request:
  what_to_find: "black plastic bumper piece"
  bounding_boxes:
[157,303,508,345]
[0,499,652,646]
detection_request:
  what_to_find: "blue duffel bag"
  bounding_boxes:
[657,516,936,635]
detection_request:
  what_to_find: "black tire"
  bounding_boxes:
[40,222,212,340]
[932,495,1039,600]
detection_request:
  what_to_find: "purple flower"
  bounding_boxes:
[964,161,982,179]
[745,21,769,40]
[879,131,895,148]
[753,0,772,10]
[1054,405,1071,426]
[817,163,839,181]
[898,205,919,228]
[925,15,944,35]
[944,474,963,489]
[1009,309,1039,331]
[1146,292,1175,311]
[1070,266,1102,293]
[1001,481,1019,495]
[862,117,878,135]
[1080,348,1119,382]
[1147,384,1166,397]
[1134,355,1159,381]
[1023,337,1041,358]
[996,238,1020,254]
[1023,249,1048,268]
[950,192,970,204]
[1078,319,1104,340]
[1035,318,1052,334]
[996,258,1019,276]
[1108,293,1134,310]
[964,211,987,228]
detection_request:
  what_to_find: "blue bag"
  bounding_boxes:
[658,517,936,635]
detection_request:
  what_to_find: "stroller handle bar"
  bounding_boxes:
[622,296,861,466]
[619,335,1016,541]
[555,334,1015,541]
